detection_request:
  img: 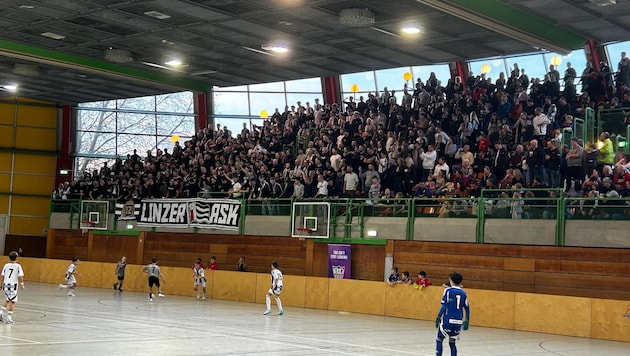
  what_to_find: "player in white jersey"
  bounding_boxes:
[192,258,206,300]
[263,260,284,316]
[143,258,166,301]
[1,251,25,324]
[58,258,79,296]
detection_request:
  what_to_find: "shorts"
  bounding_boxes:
[3,285,18,303]
[195,278,206,288]
[66,276,76,285]
[148,276,160,288]
[268,286,283,296]
[117,275,125,281]
[437,323,462,340]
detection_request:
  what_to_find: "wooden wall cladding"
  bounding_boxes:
[4,234,46,257]
[90,234,140,264]
[393,241,630,300]
[48,229,87,261]
[311,242,385,281]
[142,233,307,275]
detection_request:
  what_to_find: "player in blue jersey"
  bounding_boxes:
[435,272,470,356]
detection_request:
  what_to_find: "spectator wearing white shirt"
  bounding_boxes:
[315,175,328,198]
[433,157,450,179]
[342,166,359,197]
[420,145,437,181]
[533,107,551,143]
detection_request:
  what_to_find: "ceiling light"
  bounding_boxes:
[339,8,375,27]
[261,44,289,53]
[242,46,274,56]
[165,59,182,66]
[18,4,35,9]
[104,48,133,63]
[3,84,18,92]
[371,27,400,38]
[401,25,422,34]
[588,0,616,6]
[144,10,171,20]
[41,32,66,40]
[161,39,175,45]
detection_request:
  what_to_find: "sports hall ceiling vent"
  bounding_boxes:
[588,0,616,6]
[339,8,375,27]
[13,63,40,77]
[104,48,133,63]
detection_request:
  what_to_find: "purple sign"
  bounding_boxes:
[328,244,351,279]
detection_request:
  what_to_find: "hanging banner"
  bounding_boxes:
[189,199,241,231]
[328,244,351,279]
[136,198,242,230]
[138,199,190,228]
[115,200,141,221]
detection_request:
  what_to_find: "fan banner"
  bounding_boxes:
[137,199,241,230]
[189,199,241,231]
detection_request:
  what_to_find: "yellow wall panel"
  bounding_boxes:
[15,127,56,151]
[124,264,151,294]
[11,196,50,216]
[14,154,56,175]
[77,261,103,288]
[17,104,57,129]
[0,152,11,171]
[467,289,514,329]
[160,266,197,297]
[329,279,386,316]
[591,299,630,342]
[0,103,14,125]
[514,293,591,337]
[384,284,442,320]
[8,216,48,236]
[11,174,55,195]
[0,173,10,191]
[305,277,329,310]
[39,258,71,284]
[0,125,14,145]
[0,196,8,214]
[211,270,257,302]
[13,257,42,283]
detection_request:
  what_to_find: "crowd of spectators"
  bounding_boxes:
[54,52,630,219]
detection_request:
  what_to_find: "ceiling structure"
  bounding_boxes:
[0,0,627,104]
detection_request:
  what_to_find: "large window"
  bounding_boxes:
[75,92,195,174]
[212,78,323,136]
[340,64,451,100]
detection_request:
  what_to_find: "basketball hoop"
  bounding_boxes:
[296,227,313,241]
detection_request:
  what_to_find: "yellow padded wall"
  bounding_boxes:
[211,270,257,302]
[0,173,10,191]
[11,196,50,216]
[16,104,57,129]
[0,103,15,125]
[39,259,72,284]
[11,257,41,283]
[11,174,55,195]
[78,261,103,288]
[467,289,514,329]
[0,152,11,171]
[15,127,56,151]
[305,277,329,310]
[14,154,56,175]
[9,216,48,236]
[0,196,8,214]
[384,284,442,320]
[329,279,386,316]
[159,266,197,297]
[0,125,13,145]
[255,273,305,308]
[591,299,630,342]
[514,293,591,337]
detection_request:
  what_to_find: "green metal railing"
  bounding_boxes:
[50,193,630,246]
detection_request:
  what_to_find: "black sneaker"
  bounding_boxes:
[118,289,123,292]
[113,283,117,290]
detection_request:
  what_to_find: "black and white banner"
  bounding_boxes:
[138,199,190,227]
[136,199,242,230]
[115,200,141,221]
[189,199,241,231]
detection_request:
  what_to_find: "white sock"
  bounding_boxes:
[7,311,12,321]
[274,296,283,311]
[265,295,271,310]
[1,306,6,318]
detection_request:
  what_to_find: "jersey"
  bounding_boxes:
[2,262,24,286]
[115,261,127,277]
[65,263,77,282]
[270,268,283,289]
[439,286,469,337]
[193,265,206,282]
[145,263,161,278]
